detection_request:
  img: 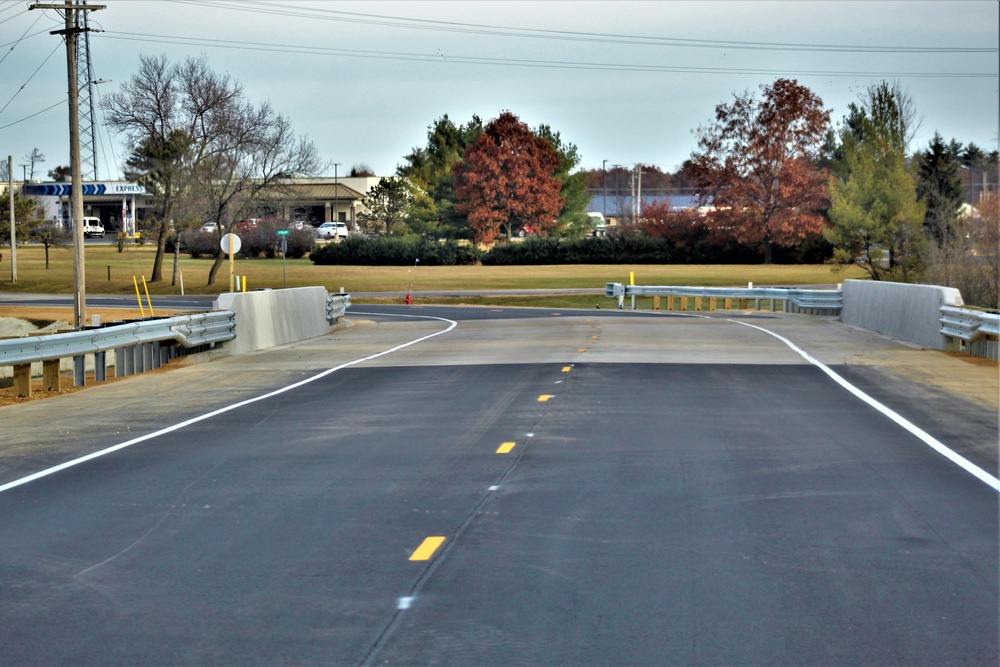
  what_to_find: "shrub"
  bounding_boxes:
[310,236,481,266]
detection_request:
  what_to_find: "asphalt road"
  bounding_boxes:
[0,308,996,666]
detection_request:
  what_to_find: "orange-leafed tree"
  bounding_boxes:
[453,111,564,244]
[690,78,830,263]
[637,200,708,251]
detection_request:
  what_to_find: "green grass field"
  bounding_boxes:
[0,244,864,306]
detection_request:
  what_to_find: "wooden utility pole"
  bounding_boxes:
[29,1,104,328]
[7,155,14,283]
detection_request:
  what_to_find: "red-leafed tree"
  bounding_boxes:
[690,78,830,263]
[453,111,564,244]
[637,200,708,250]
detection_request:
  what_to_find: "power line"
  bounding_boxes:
[0,97,64,130]
[0,40,63,117]
[169,0,998,54]
[100,30,998,79]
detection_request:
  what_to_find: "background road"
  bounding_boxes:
[1,307,996,665]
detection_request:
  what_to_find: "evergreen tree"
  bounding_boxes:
[397,115,482,239]
[916,133,964,247]
[826,82,925,281]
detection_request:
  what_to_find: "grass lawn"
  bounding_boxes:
[0,244,864,306]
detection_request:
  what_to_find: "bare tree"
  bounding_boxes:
[23,148,45,180]
[102,55,322,284]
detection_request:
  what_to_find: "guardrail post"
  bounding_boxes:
[73,356,85,387]
[13,363,31,397]
[43,359,60,392]
[95,351,107,382]
[653,295,660,311]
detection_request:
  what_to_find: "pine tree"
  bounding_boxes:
[916,133,964,247]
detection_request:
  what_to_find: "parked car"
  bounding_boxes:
[200,221,217,234]
[317,222,348,239]
[82,217,104,237]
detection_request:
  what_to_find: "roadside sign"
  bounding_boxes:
[220,233,241,255]
[276,230,289,236]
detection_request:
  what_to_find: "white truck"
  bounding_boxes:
[82,217,105,238]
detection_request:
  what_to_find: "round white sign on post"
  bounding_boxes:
[220,233,242,255]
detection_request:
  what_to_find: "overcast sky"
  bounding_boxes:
[1,0,997,182]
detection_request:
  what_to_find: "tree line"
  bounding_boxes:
[2,54,997,306]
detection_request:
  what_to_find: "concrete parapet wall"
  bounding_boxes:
[214,287,331,355]
[841,279,963,350]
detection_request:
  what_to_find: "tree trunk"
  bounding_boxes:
[207,251,224,286]
[171,239,180,286]
[763,240,773,264]
[150,218,170,282]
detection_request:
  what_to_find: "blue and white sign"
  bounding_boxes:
[23,182,148,196]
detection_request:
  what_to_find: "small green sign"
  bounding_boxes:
[276,230,290,236]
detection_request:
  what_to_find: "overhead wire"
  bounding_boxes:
[169,0,998,55]
[99,30,997,79]
[0,40,63,117]
[0,11,46,66]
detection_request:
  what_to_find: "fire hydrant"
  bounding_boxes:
[405,293,412,305]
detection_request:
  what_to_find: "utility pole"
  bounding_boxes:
[7,155,14,282]
[332,162,341,224]
[30,1,105,329]
[602,159,607,222]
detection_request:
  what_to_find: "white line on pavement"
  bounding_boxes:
[0,313,458,495]
[730,318,1000,492]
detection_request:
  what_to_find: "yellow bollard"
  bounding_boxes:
[141,275,155,317]
[132,276,147,318]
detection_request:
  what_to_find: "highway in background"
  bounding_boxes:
[1,307,996,665]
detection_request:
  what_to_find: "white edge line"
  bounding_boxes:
[729,318,1000,492]
[0,313,458,495]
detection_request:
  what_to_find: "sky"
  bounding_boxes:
[1,0,997,183]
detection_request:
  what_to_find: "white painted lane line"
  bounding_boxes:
[730,318,1000,492]
[0,313,458,495]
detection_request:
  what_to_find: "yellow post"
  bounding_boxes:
[229,249,235,293]
[653,295,660,311]
[132,276,146,317]
[141,275,154,317]
[242,276,247,293]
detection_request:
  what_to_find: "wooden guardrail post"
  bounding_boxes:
[13,363,31,397]
[43,359,61,392]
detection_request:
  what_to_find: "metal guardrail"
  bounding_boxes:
[940,306,1000,360]
[605,283,842,314]
[326,294,352,323]
[0,311,236,397]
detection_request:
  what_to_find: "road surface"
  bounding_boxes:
[1,307,996,665]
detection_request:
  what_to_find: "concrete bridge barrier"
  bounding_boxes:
[214,287,332,355]
[841,279,963,350]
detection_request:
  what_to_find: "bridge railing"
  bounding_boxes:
[0,311,235,398]
[940,306,1000,360]
[326,294,352,324]
[605,283,843,315]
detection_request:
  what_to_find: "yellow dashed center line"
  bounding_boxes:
[538,395,552,402]
[496,441,517,454]
[409,536,446,561]
[562,366,572,373]
[578,348,586,353]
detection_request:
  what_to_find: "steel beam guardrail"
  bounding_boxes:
[326,294,352,323]
[605,283,842,312]
[940,306,1000,341]
[0,311,236,367]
